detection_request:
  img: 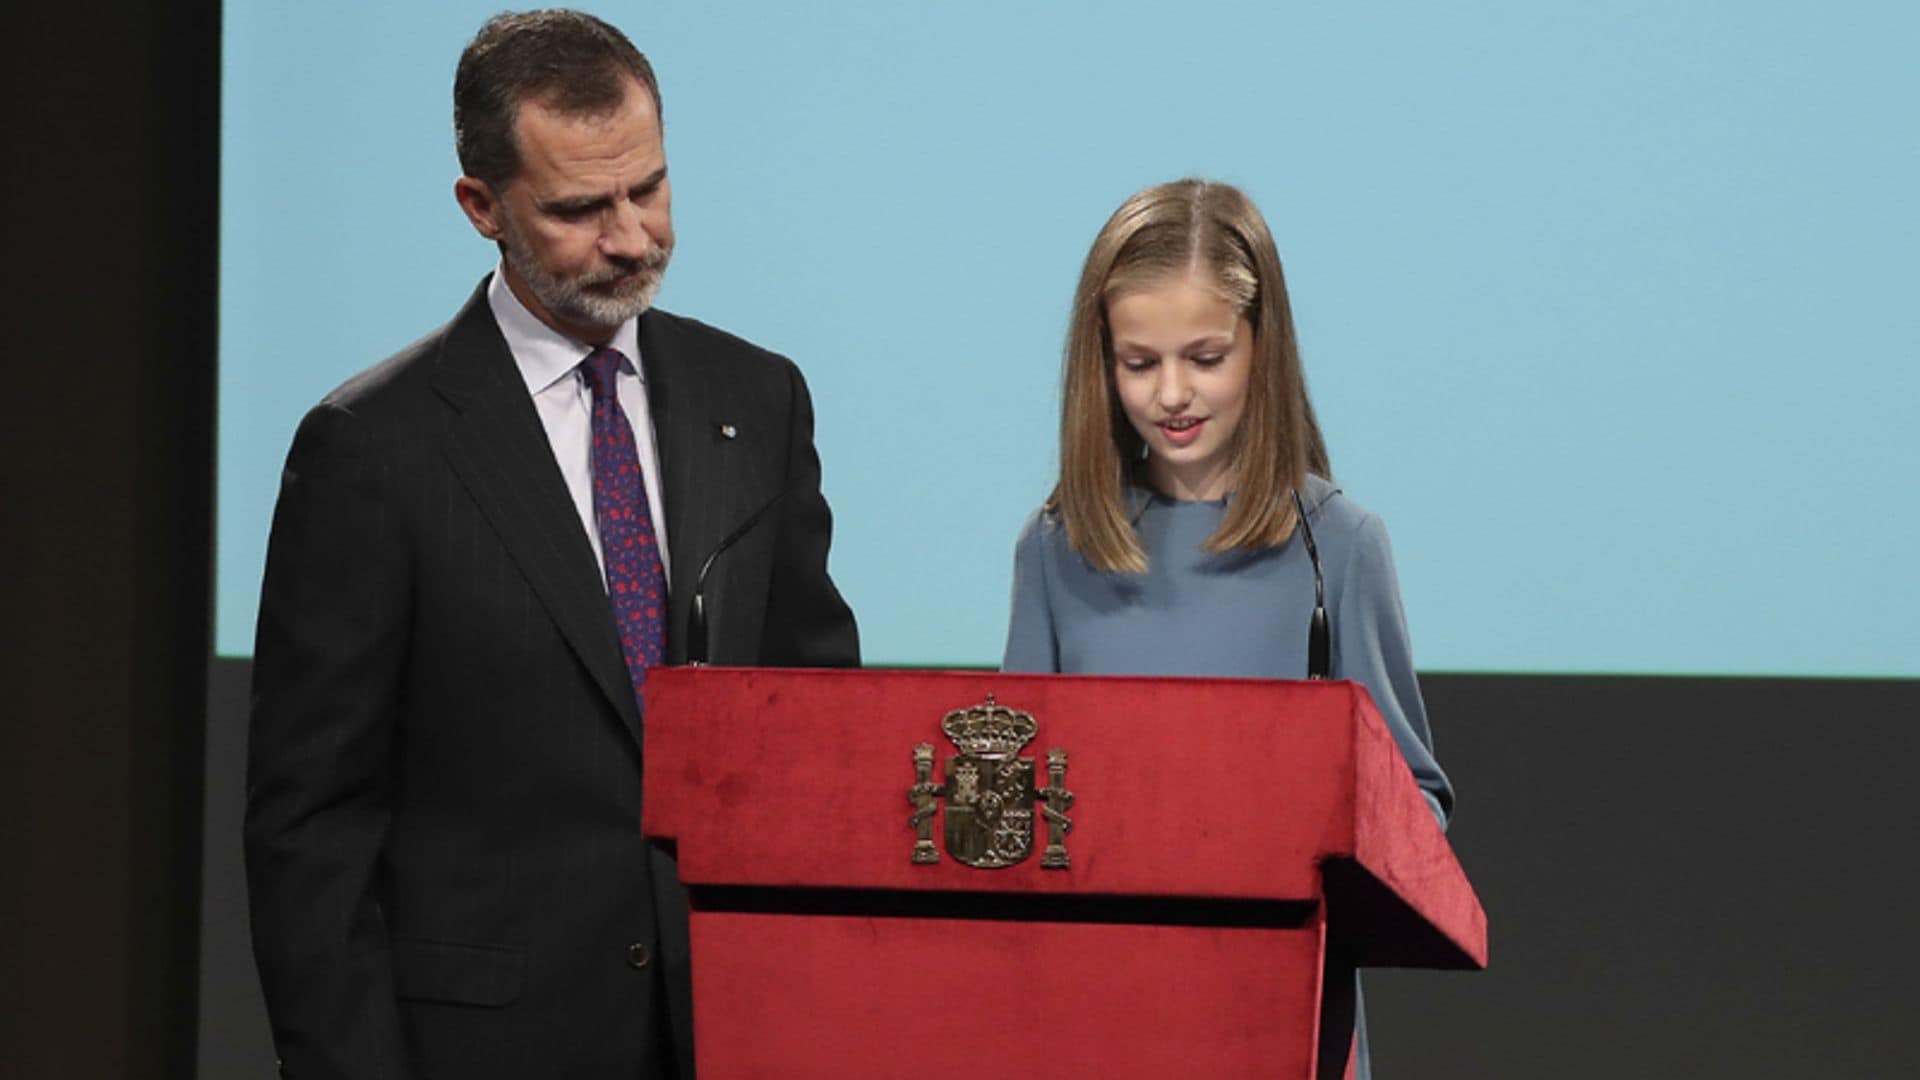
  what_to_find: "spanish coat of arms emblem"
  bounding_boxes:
[908,695,1073,869]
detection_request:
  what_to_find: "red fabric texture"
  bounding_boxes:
[689,911,1325,1078]
[642,668,1487,1076]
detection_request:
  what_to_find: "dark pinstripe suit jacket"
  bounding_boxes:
[246,278,859,1079]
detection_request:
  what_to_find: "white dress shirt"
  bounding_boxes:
[487,266,672,584]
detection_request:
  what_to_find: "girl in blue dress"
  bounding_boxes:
[1001,178,1451,1078]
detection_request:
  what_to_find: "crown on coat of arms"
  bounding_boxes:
[940,694,1038,757]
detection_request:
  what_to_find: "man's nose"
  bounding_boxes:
[600,201,655,260]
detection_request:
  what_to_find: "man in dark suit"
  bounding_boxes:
[244,11,859,1078]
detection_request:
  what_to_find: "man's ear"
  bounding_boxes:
[455,176,507,240]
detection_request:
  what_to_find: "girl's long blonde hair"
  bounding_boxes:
[1053,179,1330,573]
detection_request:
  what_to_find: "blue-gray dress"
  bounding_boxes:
[1001,474,1451,1077]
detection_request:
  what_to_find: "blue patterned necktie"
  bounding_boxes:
[581,348,667,706]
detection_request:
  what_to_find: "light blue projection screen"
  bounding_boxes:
[220,3,1917,676]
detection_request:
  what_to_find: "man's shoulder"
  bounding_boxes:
[319,329,442,412]
[315,285,491,419]
[643,307,798,379]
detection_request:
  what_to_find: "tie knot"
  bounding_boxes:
[581,348,626,400]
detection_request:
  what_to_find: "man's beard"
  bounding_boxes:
[500,216,670,329]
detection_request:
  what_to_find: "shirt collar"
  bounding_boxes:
[486,262,644,394]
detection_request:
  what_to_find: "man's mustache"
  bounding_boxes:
[586,248,671,285]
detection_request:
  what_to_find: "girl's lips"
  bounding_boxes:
[1159,417,1205,446]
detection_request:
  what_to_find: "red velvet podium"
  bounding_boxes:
[644,668,1485,1079]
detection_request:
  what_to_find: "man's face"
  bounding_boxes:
[458,78,674,341]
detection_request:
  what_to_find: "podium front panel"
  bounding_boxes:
[688,909,1330,1079]
[645,667,1373,902]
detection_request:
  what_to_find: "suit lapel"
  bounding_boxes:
[644,310,784,665]
[640,311,710,664]
[431,280,644,745]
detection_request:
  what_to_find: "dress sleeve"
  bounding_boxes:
[1001,510,1060,673]
[1334,513,1454,827]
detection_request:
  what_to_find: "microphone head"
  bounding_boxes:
[682,485,796,668]
[1308,604,1330,681]
[1292,487,1331,681]
[686,592,709,666]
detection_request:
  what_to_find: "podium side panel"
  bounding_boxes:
[1343,692,1488,968]
[689,911,1326,1079]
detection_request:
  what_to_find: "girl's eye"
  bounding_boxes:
[1192,354,1225,367]
[1119,356,1157,372]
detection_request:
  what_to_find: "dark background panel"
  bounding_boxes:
[1369,674,1920,1077]
[199,660,274,1075]
[3,1,218,1078]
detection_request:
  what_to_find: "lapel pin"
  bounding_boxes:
[718,423,738,440]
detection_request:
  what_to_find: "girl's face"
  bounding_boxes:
[1107,267,1254,501]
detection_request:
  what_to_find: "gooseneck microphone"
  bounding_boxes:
[684,487,795,666]
[1290,488,1331,680]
